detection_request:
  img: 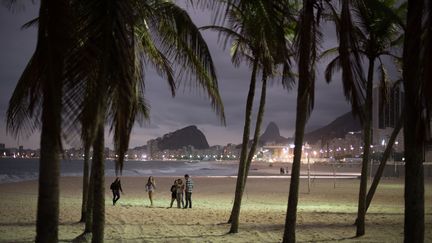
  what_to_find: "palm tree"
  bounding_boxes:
[402,0,431,241]
[202,0,294,233]
[323,0,404,236]
[72,1,225,241]
[283,1,317,242]
[6,1,76,242]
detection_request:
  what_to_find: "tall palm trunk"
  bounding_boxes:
[403,104,425,243]
[229,66,267,233]
[91,119,105,243]
[402,0,425,241]
[365,112,403,211]
[80,142,91,222]
[356,56,374,236]
[228,59,258,231]
[90,4,113,240]
[283,1,314,242]
[36,59,62,243]
[35,0,66,242]
[283,75,310,243]
[403,116,425,243]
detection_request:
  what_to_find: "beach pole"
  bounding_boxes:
[394,160,397,177]
[332,162,336,189]
[307,154,310,193]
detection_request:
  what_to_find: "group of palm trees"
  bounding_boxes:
[5,0,430,242]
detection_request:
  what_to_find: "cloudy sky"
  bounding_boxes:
[0,1,352,149]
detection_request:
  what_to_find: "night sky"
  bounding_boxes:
[0,1,352,149]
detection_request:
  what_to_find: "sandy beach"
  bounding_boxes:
[0,176,431,242]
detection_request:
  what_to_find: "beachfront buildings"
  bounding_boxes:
[0,144,39,158]
[147,138,240,161]
[372,85,405,153]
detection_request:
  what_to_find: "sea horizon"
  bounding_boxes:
[0,158,241,184]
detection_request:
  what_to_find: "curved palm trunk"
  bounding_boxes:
[80,142,91,222]
[91,119,105,243]
[365,112,403,211]
[283,1,314,242]
[244,73,267,185]
[356,56,374,237]
[229,67,265,234]
[228,59,258,230]
[403,0,425,241]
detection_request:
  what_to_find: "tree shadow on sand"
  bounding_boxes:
[0,221,80,227]
[71,232,91,243]
[106,233,230,242]
[71,230,230,242]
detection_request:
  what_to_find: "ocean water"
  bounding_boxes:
[0,158,238,183]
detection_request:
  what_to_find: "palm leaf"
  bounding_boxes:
[143,1,226,124]
[324,56,342,83]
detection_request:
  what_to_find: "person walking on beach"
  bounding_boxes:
[175,178,185,208]
[145,176,156,206]
[110,177,123,205]
[169,179,177,208]
[184,174,193,208]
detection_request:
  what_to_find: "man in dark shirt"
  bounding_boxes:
[110,177,123,205]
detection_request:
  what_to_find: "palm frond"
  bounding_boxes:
[143,1,226,124]
[377,60,390,110]
[324,56,342,83]
[6,42,46,138]
[200,25,246,50]
[338,0,366,120]
[319,47,339,59]
[21,17,38,29]
[136,24,176,96]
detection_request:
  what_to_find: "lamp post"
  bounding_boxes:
[394,141,399,176]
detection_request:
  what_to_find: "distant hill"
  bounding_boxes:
[304,111,362,144]
[259,122,291,145]
[131,145,147,151]
[158,125,210,150]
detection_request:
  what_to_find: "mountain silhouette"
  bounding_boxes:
[304,111,362,144]
[259,122,290,145]
[158,125,210,150]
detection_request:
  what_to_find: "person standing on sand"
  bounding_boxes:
[110,177,123,205]
[145,176,156,206]
[176,178,185,208]
[184,174,193,209]
[169,179,177,208]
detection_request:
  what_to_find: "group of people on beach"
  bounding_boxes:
[110,174,193,208]
[169,174,194,208]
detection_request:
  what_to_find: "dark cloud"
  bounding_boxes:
[0,2,368,149]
